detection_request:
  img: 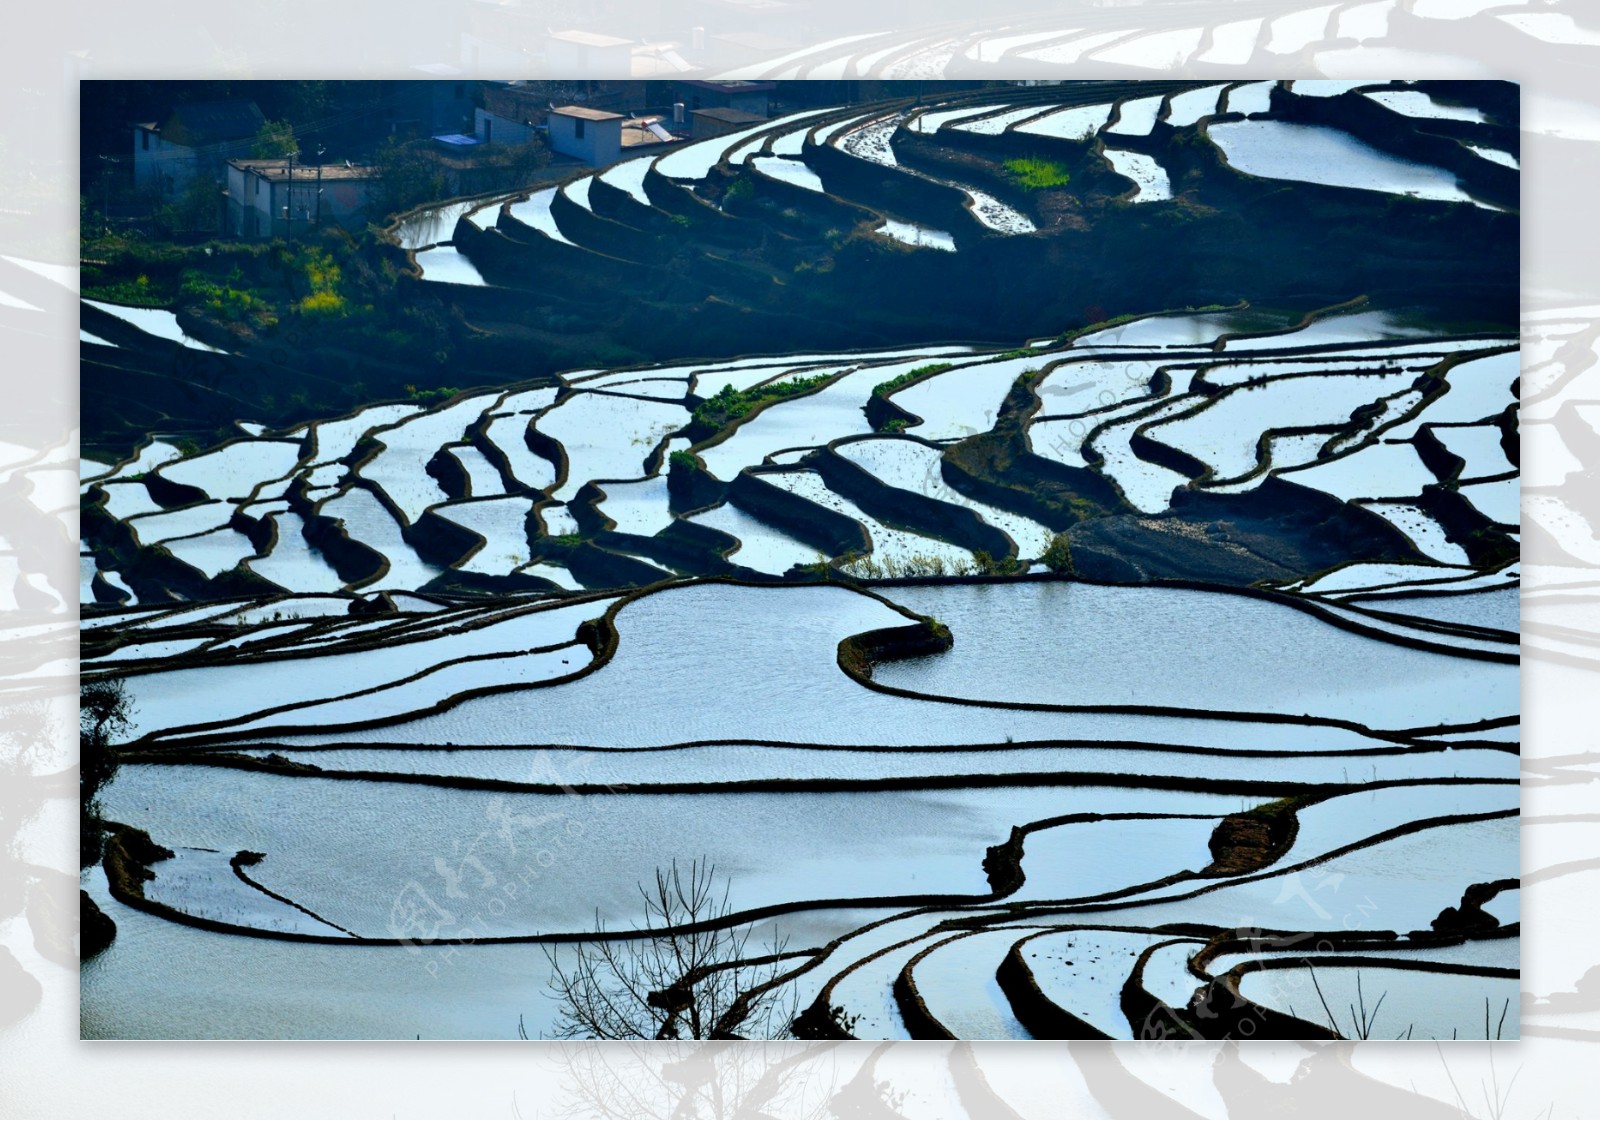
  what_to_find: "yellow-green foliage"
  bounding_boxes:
[1002,158,1072,191]
[289,246,348,317]
[298,289,346,317]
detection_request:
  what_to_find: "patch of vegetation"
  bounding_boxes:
[1059,313,1137,342]
[251,119,299,160]
[282,245,348,317]
[82,271,176,308]
[80,678,132,869]
[155,174,226,238]
[180,267,278,328]
[691,372,834,432]
[881,418,908,433]
[723,177,754,205]
[668,449,699,471]
[842,551,981,579]
[792,558,835,579]
[1041,531,1074,575]
[1241,796,1302,822]
[1002,157,1072,191]
[404,384,459,405]
[822,1004,861,1036]
[873,362,953,399]
[973,550,1023,576]
[372,137,449,219]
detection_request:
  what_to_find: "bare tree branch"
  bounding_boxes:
[539,857,798,1040]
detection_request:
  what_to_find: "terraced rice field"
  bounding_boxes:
[78,80,1521,1044]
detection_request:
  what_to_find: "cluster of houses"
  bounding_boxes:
[129,76,777,240]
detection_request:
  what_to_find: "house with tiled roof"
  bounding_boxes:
[133,100,266,194]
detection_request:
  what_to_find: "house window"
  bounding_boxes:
[141,130,149,151]
[575,117,585,140]
[484,118,492,144]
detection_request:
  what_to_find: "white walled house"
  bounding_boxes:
[133,100,265,194]
[227,159,376,239]
[546,105,623,166]
[474,107,534,147]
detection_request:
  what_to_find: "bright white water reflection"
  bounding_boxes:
[1208,120,1485,207]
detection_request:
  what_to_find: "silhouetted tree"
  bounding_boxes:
[80,678,131,869]
[251,119,299,160]
[541,859,797,1039]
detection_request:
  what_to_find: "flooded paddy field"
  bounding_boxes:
[78,79,1520,1042]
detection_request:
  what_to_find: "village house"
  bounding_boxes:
[546,105,624,166]
[673,80,772,118]
[473,106,535,147]
[133,100,265,194]
[225,158,376,239]
[690,106,766,141]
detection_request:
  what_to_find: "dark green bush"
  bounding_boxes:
[1041,532,1074,575]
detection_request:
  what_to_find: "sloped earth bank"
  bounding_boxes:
[81,82,1518,1040]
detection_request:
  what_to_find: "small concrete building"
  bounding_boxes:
[544,30,632,78]
[690,106,766,141]
[133,100,265,194]
[474,107,534,147]
[226,158,376,239]
[547,105,624,166]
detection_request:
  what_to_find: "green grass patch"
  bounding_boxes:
[179,269,278,328]
[1002,158,1072,191]
[82,272,176,308]
[1059,313,1137,342]
[873,362,953,399]
[692,372,834,432]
